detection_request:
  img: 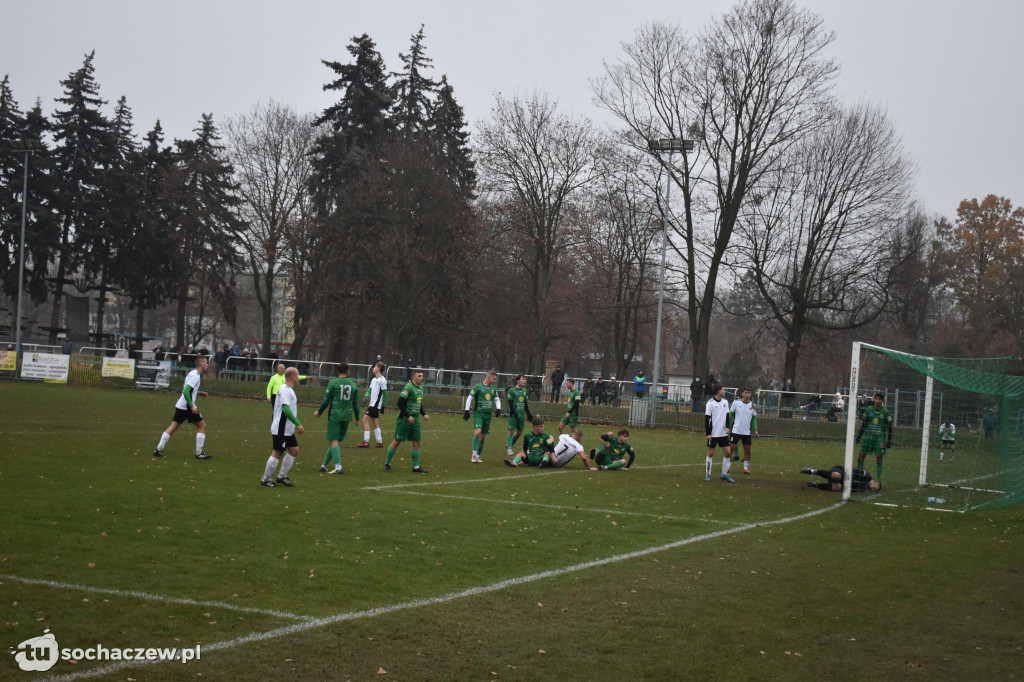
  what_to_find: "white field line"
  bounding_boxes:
[37,500,845,682]
[0,575,312,621]
[361,462,698,491]
[383,489,738,525]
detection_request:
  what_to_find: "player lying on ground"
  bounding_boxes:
[800,465,881,492]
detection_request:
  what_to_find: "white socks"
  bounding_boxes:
[195,433,205,455]
[263,456,279,481]
[157,432,170,451]
[280,454,296,478]
[374,427,382,443]
[706,456,713,476]
[722,457,731,475]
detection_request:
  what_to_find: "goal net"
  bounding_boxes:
[843,342,1024,511]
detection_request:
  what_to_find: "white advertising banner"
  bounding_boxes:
[21,352,70,381]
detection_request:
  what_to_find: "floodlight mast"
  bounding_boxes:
[647,137,693,427]
[4,140,44,362]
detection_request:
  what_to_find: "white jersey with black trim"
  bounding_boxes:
[552,433,584,467]
[368,375,387,409]
[271,384,299,437]
[730,399,757,435]
[705,397,729,437]
[175,369,202,410]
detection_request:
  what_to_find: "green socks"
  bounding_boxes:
[386,447,396,465]
[411,449,421,468]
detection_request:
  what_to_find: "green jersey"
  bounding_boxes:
[596,439,634,466]
[860,405,892,440]
[319,377,360,422]
[566,388,581,416]
[399,381,425,417]
[507,386,530,416]
[521,430,555,465]
[469,382,498,414]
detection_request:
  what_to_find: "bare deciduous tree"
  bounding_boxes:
[225,100,316,354]
[475,92,601,370]
[738,101,915,380]
[594,0,840,380]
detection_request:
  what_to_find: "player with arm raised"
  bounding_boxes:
[153,355,212,460]
[360,361,388,448]
[939,422,956,462]
[592,429,636,470]
[464,370,501,463]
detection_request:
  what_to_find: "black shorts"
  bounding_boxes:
[707,435,730,449]
[272,433,299,452]
[729,433,752,446]
[365,406,381,419]
[172,407,203,424]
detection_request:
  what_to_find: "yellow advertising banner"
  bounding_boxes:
[101,357,136,379]
[0,350,16,371]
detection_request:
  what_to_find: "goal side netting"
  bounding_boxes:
[843,342,1024,511]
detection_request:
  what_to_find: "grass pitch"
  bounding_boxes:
[1,381,1022,681]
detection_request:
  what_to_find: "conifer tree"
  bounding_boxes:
[392,25,438,140]
[119,120,176,346]
[428,74,477,196]
[164,113,242,348]
[48,52,114,344]
[0,77,57,314]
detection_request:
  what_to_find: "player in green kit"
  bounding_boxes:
[464,370,502,462]
[504,416,555,467]
[313,362,360,474]
[856,393,893,482]
[505,374,533,456]
[558,377,582,434]
[385,370,430,474]
[592,429,636,470]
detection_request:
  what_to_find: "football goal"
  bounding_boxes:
[842,342,1024,511]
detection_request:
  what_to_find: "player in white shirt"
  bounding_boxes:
[728,387,759,474]
[261,367,305,487]
[153,355,212,459]
[705,384,733,482]
[939,422,956,461]
[550,428,595,469]
[361,361,388,447]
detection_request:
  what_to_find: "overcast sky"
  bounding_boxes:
[3,0,1021,219]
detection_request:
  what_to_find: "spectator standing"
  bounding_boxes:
[549,365,565,403]
[690,375,703,413]
[633,370,646,399]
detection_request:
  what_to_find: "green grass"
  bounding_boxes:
[1,381,1022,681]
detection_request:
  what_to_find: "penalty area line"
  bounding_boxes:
[361,462,698,491]
[384,488,738,525]
[37,500,845,681]
[1,574,313,622]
